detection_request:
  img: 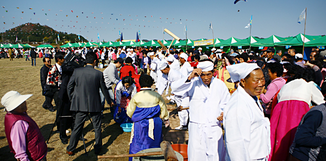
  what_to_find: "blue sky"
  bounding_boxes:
[1,0,325,42]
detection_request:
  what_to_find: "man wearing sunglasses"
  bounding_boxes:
[40,57,55,112]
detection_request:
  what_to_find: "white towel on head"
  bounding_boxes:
[158,61,168,70]
[180,53,188,61]
[226,63,260,82]
[167,55,175,62]
[197,61,214,72]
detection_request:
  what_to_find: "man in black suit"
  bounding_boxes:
[57,53,85,144]
[40,57,55,112]
[66,52,113,155]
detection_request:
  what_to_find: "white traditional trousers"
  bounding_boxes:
[188,122,225,161]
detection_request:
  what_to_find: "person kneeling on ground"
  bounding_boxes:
[114,76,137,124]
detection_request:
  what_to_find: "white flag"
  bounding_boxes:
[245,23,250,28]
[245,15,252,28]
[209,23,213,30]
[298,8,306,24]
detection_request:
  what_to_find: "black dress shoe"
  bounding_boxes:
[48,107,55,112]
[60,136,69,144]
[61,138,68,144]
[94,147,102,155]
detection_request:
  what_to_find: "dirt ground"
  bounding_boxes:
[0,58,188,161]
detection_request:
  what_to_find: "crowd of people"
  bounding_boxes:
[2,44,326,161]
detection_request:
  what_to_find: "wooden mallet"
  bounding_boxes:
[98,141,178,161]
[157,40,167,51]
[163,28,181,52]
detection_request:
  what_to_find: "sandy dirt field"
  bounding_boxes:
[0,58,188,161]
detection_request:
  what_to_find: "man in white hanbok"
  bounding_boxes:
[179,53,192,76]
[172,60,229,161]
[157,61,182,103]
[224,63,271,161]
[166,55,180,71]
[156,61,169,95]
[175,53,193,130]
[163,55,180,105]
[149,52,159,83]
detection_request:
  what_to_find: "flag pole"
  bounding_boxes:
[302,7,307,55]
[249,22,252,52]
[211,22,215,48]
[186,26,188,51]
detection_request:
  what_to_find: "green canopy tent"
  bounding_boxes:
[70,43,77,48]
[141,40,160,47]
[93,42,107,47]
[60,43,73,48]
[84,42,97,47]
[11,43,24,49]
[207,38,225,47]
[275,34,319,46]
[227,37,248,47]
[94,42,102,47]
[101,41,114,47]
[229,36,260,48]
[162,40,171,46]
[251,35,286,47]
[172,39,194,47]
[305,36,326,47]
[99,42,106,47]
[103,41,122,47]
[172,39,182,47]
[78,42,86,47]
[134,40,146,47]
[2,44,13,48]
[23,44,35,48]
[216,37,239,47]
[0,44,12,48]
[37,44,53,48]
[7,44,14,48]
[113,41,124,47]
[122,41,137,47]
[70,42,85,48]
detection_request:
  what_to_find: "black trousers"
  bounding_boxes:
[53,90,61,130]
[42,95,54,109]
[66,112,102,152]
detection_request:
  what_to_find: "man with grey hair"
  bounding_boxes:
[103,58,123,101]
[224,63,270,160]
